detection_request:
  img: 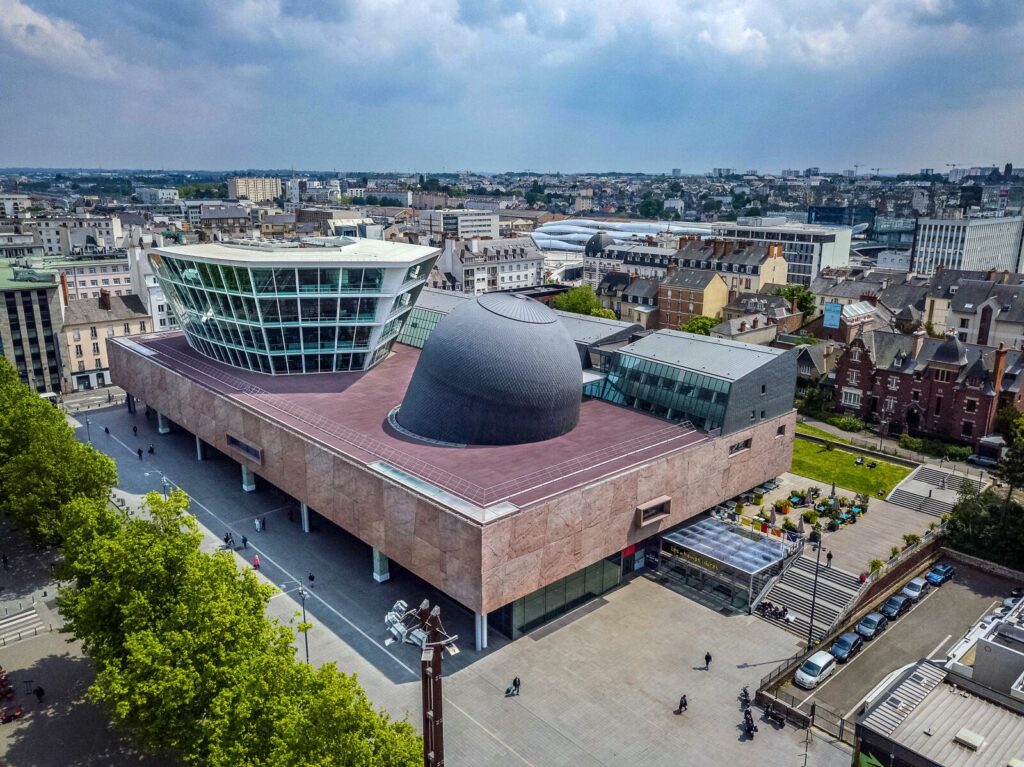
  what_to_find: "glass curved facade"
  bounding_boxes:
[150,249,436,374]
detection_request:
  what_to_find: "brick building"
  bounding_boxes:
[657,268,728,329]
[832,328,1024,444]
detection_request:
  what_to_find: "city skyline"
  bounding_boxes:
[1,0,1023,173]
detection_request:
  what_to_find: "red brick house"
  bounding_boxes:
[831,328,1024,445]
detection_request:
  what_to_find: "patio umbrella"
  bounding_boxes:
[798,514,805,534]
[769,506,777,526]
[830,480,836,498]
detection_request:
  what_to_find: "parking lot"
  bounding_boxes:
[776,562,1015,717]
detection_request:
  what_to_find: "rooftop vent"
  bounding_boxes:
[954,728,986,751]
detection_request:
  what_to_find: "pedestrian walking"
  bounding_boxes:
[133,425,138,437]
[260,515,267,531]
[224,532,231,548]
[308,572,315,589]
[704,651,712,670]
[2,553,8,570]
[826,550,833,569]
[252,554,261,570]
[241,535,248,549]
[255,518,261,534]
[512,676,521,695]
[137,448,143,460]
[677,694,687,713]
[104,426,109,435]
[33,686,44,703]
[228,533,235,548]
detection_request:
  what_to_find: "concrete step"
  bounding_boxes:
[790,556,862,592]
[914,467,984,492]
[887,488,923,511]
[781,569,859,609]
[762,583,842,625]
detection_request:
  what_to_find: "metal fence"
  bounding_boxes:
[759,689,856,747]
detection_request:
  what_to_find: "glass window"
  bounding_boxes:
[251,268,276,294]
[297,269,320,293]
[272,268,296,293]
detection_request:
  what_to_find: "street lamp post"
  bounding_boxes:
[85,418,92,444]
[161,476,169,499]
[806,539,823,648]
[297,586,309,664]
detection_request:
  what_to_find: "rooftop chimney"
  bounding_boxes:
[99,289,111,311]
[912,325,926,359]
[752,317,759,329]
[739,321,747,332]
[994,342,1008,395]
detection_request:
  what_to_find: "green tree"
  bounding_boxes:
[994,415,1024,512]
[679,315,717,335]
[0,361,117,541]
[590,307,616,319]
[554,286,603,316]
[776,285,816,316]
[994,403,1020,442]
[637,197,664,218]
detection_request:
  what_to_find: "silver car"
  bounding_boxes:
[902,577,930,602]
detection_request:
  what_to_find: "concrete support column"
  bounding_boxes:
[475,612,488,651]
[241,464,256,493]
[157,412,170,435]
[195,435,205,462]
[372,548,390,583]
[126,394,136,414]
[300,502,310,533]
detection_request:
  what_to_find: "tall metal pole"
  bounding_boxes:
[418,604,446,767]
[806,540,823,647]
[299,588,310,664]
[85,418,92,444]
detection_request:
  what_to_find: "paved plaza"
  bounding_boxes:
[6,403,852,766]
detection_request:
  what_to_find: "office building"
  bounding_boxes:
[20,214,123,257]
[0,194,31,218]
[0,263,63,393]
[61,290,151,391]
[147,237,439,374]
[671,168,682,177]
[418,209,499,239]
[807,205,876,228]
[711,217,851,285]
[911,216,1024,276]
[136,187,180,205]
[110,289,796,648]
[227,177,282,203]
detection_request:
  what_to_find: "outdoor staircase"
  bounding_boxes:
[0,607,45,647]
[885,466,986,517]
[757,555,861,645]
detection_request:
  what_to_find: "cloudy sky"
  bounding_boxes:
[1,0,1022,173]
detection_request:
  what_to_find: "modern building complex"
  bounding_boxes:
[227,177,283,203]
[147,238,440,374]
[61,290,151,391]
[417,209,499,239]
[109,279,796,649]
[711,217,851,285]
[911,216,1024,276]
[0,262,63,393]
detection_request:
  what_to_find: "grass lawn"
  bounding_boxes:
[795,421,852,443]
[790,439,911,497]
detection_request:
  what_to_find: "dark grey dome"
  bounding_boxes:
[933,330,967,366]
[396,293,582,446]
[585,232,615,257]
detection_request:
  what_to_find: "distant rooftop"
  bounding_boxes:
[0,264,57,291]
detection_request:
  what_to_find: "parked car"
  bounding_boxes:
[926,564,954,586]
[967,453,999,468]
[902,577,930,602]
[881,594,913,620]
[1003,596,1022,610]
[830,632,864,663]
[855,612,889,640]
[794,651,838,690]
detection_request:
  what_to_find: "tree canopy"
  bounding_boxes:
[553,286,603,316]
[678,315,717,336]
[775,284,816,316]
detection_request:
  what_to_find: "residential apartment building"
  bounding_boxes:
[583,239,677,288]
[46,254,133,301]
[0,263,63,393]
[198,205,254,238]
[832,328,1023,445]
[0,230,44,260]
[911,215,1024,275]
[21,213,123,256]
[418,209,499,239]
[619,277,659,328]
[61,290,151,391]
[940,278,1024,347]
[711,217,851,285]
[227,177,282,203]
[674,238,789,297]
[657,268,728,329]
[435,237,543,294]
[0,194,31,218]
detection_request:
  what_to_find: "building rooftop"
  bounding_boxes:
[619,329,788,381]
[115,332,707,516]
[64,294,149,325]
[863,662,1024,767]
[152,238,438,266]
[0,264,57,291]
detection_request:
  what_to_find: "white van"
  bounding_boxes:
[794,651,837,690]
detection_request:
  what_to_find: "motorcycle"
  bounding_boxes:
[765,703,786,727]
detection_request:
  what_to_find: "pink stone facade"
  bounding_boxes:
[110,340,795,615]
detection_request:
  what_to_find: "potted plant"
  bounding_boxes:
[889,545,900,560]
[869,558,885,576]
[902,533,921,549]
[782,517,798,533]
[809,523,822,543]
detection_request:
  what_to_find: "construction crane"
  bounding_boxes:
[870,167,894,176]
[852,163,863,175]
